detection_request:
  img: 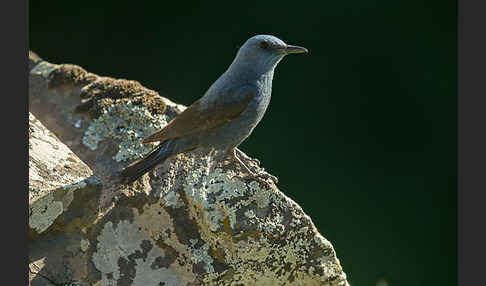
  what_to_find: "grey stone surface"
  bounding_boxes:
[29,112,98,236]
[28,52,349,286]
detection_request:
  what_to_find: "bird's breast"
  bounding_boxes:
[196,73,274,150]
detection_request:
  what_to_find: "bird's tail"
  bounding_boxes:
[120,141,172,184]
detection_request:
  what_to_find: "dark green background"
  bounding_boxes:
[29,1,457,285]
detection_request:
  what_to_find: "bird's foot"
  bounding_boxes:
[255,172,278,184]
[230,149,278,186]
[235,148,260,167]
[243,170,278,187]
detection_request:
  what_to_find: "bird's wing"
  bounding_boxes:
[142,84,257,144]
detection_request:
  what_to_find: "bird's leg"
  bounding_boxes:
[230,149,278,184]
[235,149,278,184]
[231,148,254,173]
[235,148,260,166]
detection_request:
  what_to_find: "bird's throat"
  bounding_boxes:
[257,70,274,95]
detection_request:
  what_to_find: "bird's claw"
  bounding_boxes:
[235,149,260,167]
[257,172,278,184]
[230,148,277,186]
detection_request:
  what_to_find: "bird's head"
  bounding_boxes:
[229,35,308,76]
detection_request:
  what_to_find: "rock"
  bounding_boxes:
[28,51,349,286]
[29,112,101,237]
[29,112,103,286]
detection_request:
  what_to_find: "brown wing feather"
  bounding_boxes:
[142,86,255,144]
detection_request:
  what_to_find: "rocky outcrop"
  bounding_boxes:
[28,52,349,286]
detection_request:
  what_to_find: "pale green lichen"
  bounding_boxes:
[29,184,80,234]
[92,220,143,282]
[80,239,90,252]
[29,195,64,233]
[244,209,256,219]
[30,61,57,78]
[202,226,333,286]
[88,157,348,285]
[82,101,168,161]
[92,220,182,286]
[189,238,215,274]
[164,191,182,208]
[132,248,181,286]
[184,167,248,231]
[213,226,327,285]
[178,158,349,285]
[256,212,285,234]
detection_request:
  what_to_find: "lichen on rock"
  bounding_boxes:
[82,100,168,162]
[29,112,95,236]
[28,51,349,286]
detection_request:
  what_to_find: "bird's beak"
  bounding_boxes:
[278,45,309,54]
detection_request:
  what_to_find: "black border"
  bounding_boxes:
[458,0,486,285]
[3,0,28,284]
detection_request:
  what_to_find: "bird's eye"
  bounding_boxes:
[259,41,269,49]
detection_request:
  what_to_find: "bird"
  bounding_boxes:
[121,34,308,184]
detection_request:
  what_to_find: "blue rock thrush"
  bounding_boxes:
[121,35,308,183]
